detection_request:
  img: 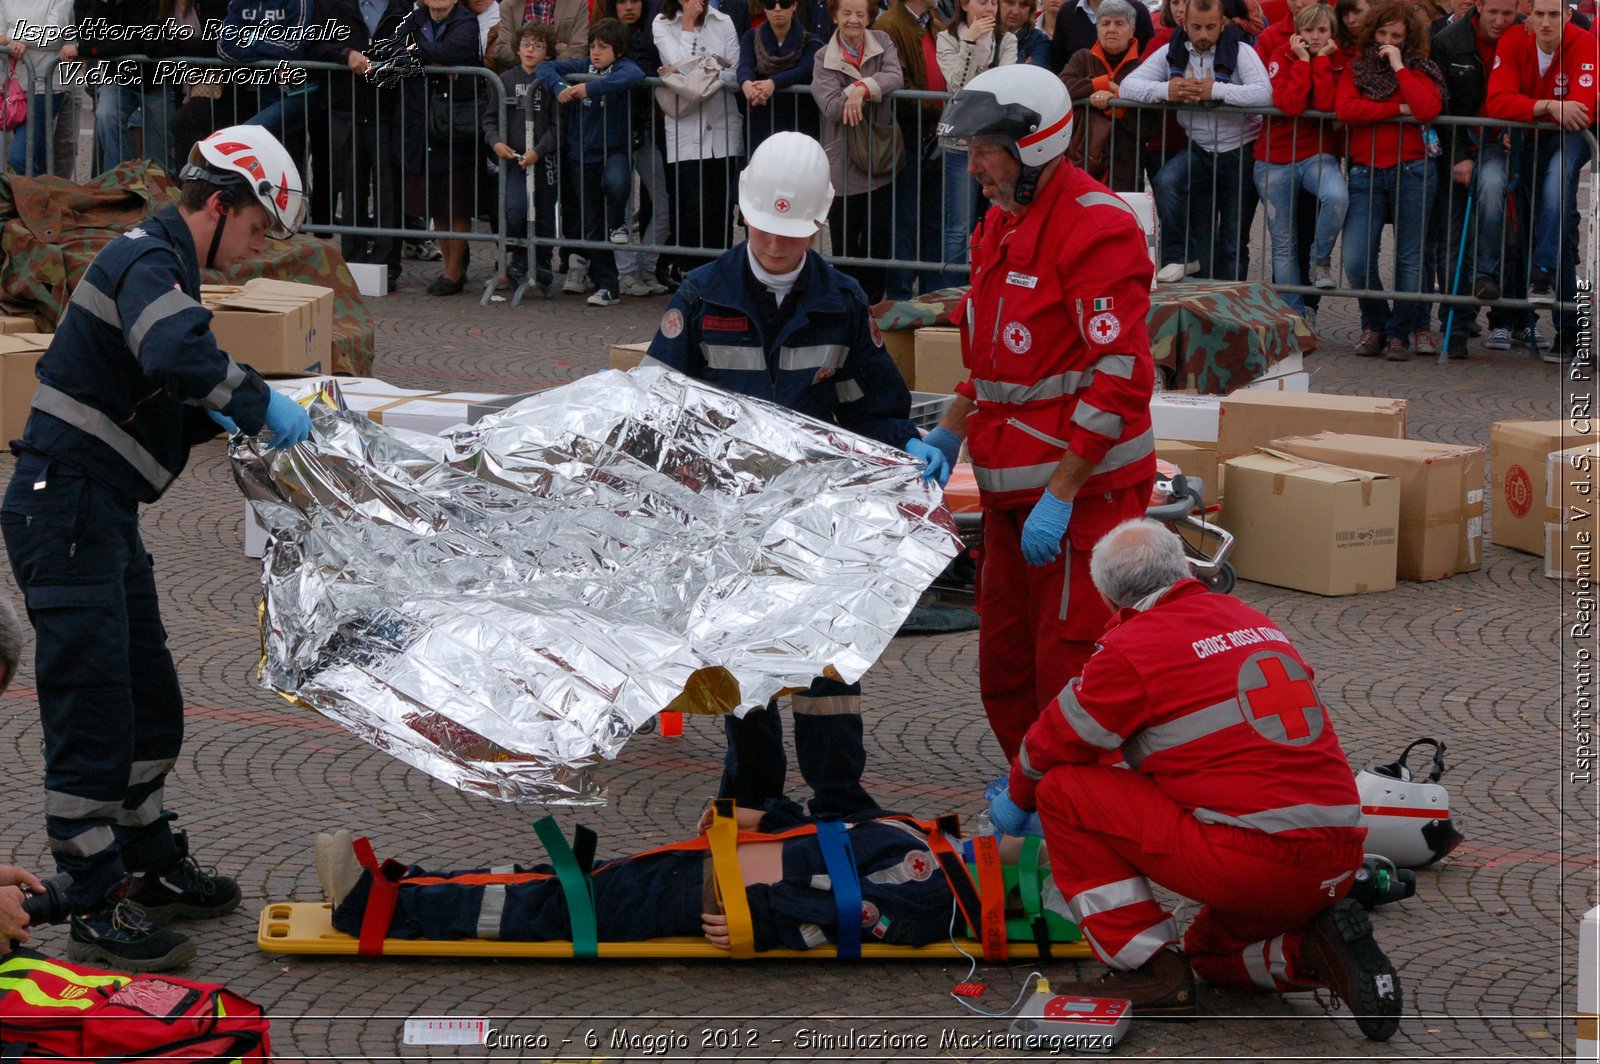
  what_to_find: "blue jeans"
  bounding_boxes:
[1344,159,1434,342]
[1252,154,1348,314]
[885,149,943,300]
[1153,141,1257,280]
[939,149,982,289]
[1441,136,1526,338]
[94,84,177,174]
[9,91,65,175]
[720,677,874,817]
[504,155,557,278]
[580,151,630,292]
[1526,129,1591,333]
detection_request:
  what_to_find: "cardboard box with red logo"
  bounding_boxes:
[1490,419,1595,555]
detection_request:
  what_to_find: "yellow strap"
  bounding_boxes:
[0,954,129,989]
[0,975,96,1011]
[707,799,756,960]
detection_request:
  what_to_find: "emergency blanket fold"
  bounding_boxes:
[229,366,961,805]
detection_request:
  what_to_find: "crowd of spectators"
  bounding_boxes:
[0,0,1591,354]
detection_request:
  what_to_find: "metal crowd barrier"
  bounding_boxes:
[0,55,73,179]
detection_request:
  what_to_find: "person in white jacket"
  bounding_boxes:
[935,0,1014,285]
[0,0,77,177]
[654,0,744,270]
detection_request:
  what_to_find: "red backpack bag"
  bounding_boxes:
[0,948,270,1063]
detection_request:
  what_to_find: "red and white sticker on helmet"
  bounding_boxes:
[870,317,884,348]
[660,308,684,339]
[774,197,791,214]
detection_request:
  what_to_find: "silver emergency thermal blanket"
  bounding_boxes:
[229,367,961,804]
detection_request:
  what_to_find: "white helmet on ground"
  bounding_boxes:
[180,124,307,240]
[1356,738,1464,869]
[936,64,1074,204]
[738,132,835,238]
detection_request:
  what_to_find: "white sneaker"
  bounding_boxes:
[643,274,670,296]
[618,274,654,297]
[609,226,630,245]
[1485,327,1513,350]
[1311,260,1337,289]
[587,288,619,307]
[562,255,591,294]
[1155,260,1199,284]
[415,239,442,262]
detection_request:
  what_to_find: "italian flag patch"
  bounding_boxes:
[1093,297,1114,311]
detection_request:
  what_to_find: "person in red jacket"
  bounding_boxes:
[922,64,1156,768]
[1253,2,1348,325]
[1335,0,1446,360]
[987,519,1402,1040]
[1484,0,1597,362]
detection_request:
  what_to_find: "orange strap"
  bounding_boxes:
[972,835,1010,963]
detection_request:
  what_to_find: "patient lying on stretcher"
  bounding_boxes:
[316,799,1066,951]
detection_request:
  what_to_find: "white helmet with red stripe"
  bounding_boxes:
[1356,738,1463,869]
[936,64,1073,204]
[179,124,306,240]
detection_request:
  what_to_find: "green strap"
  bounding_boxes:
[1018,835,1053,960]
[533,815,599,959]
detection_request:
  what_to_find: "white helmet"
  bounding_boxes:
[738,132,834,238]
[937,65,1073,204]
[180,124,307,240]
[1357,739,1464,869]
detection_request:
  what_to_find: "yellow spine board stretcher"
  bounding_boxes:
[258,805,1094,961]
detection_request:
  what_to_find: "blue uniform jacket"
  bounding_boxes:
[536,58,646,164]
[644,245,915,449]
[21,207,273,504]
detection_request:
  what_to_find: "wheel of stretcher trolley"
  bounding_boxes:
[1202,562,1237,596]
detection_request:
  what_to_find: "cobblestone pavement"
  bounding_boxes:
[0,252,1592,1063]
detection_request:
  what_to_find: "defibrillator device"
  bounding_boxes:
[1009,981,1131,1054]
[1356,738,1464,869]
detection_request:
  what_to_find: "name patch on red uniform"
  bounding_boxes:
[703,315,750,332]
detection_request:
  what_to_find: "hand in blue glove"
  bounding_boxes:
[922,426,962,470]
[988,788,1034,837]
[264,390,312,450]
[207,409,238,435]
[1021,489,1073,566]
[904,436,952,487]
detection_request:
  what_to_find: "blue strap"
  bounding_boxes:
[814,821,862,960]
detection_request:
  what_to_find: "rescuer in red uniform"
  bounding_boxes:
[919,64,1157,766]
[988,518,1402,1041]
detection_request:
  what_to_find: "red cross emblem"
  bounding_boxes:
[904,850,933,881]
[1239,653,1321,744]
[774,197,791,213]
[1087,312,1120,345]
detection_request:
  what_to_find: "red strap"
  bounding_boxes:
[352,836,401,957]
[973,836,1010,963]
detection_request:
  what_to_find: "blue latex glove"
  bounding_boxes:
[988,788,1034,837]
[904,437,952,487]
[207,409,238,435]
[1021,489,1073,566]
[264,390,313,450]
[922,426,962,470]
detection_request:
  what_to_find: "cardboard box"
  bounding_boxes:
[1218,391,1407,466]
[1152,393,1223,443]
[1242,370,1310,393]
[377,397,479,436]
[203,279,334,375]
[914,327,966,395]
[1491,419,1596,555]
[0,332,49,441]
[1156,439,1220,503]
[0,315,37,334]
[1545,443,1600,580]
[879,327,917,388]
[610,341,649,371]
[1270,433,1485,582]
[1223,451,1400,596]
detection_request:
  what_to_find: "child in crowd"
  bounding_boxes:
[487,23,562,292]
[538,18,647,307]
[1252,2,1348,325]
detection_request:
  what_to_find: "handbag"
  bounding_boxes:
[2,60,28,134]
[653,54,725,117]
[846,108,904,177]
[428,75,481,143]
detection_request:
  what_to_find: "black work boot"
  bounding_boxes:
[69,897,196,972]
[1300,899,1403,1041]
[1055,946,1197,1018]
[129,832,242,925]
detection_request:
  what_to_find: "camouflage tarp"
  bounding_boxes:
[0,162,375,376]
[871,280,1308,395]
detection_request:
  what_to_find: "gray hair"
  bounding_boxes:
[1089,518,1192,609]
[0,595,21,694]
[1098,0,1138,21]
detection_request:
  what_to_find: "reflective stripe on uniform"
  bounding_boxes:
[44,789,123,820]
[1122,696,1243,768]
[69,279,120,329]
[702,345,766,371]
[973,371,1086,405]
[790,693,860,716]
[47,824,115,858]
[129,757,177,786]
[1242,938,1278,990]
[1017,740,1045,780]
[1067,876,1153,922]
[865,847,935,886]
[1071,400,1124,438]
[128,287,201,362]
[779,344,845,372]
[1089,354,1136,379]
[1077,192,1136,216]
[196,361,249,411]
[835,379,864,404]
[973,460,1056,494]
[1054,682,1123,750]
[800,922,829,948]
[1192,803,1364,834]
[1093,429,1154,476]
[1105,918,1179,970]
[31,384,175,494]
[477,864,515,939]
[116,789,164,828]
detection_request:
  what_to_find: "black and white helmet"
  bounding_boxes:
[936,65,1073,203]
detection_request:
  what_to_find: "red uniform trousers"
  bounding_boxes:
[977,484,1150,762]
[1037,763,1364,992]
